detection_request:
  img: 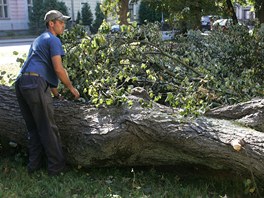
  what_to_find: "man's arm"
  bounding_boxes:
[52,55,80,99]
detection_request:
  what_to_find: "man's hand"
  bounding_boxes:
[70,87,80,100]
[54,93,64,100]
[51,88,64,100]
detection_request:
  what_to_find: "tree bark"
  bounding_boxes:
[226,0,238,24]
[118,0,129,25]
[255,0,264,24]
[191,1,202,30]
[1,85,264,181]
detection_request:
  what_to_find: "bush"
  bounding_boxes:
[173,25,264,105]
[59,22,263,116]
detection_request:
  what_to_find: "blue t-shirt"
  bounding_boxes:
[20,31,65,87]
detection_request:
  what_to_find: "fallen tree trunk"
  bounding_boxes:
[1,85,264,181]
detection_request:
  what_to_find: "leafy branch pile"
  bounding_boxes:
[60,22,263,116]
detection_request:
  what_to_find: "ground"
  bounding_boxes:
[0,45,29,80]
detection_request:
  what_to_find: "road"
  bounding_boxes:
[0,38,35,47]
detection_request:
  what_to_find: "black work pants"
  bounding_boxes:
[15,75,65,174]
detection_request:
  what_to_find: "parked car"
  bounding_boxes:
[111,24,120,33]
[212,19,245,31]
[212,19,232,30]
[201,15,222,32]
[201,16,211,31]
[161,30,175,40]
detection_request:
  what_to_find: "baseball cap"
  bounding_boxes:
[44,10,71,22]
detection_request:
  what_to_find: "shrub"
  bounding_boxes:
[60,22,263,116]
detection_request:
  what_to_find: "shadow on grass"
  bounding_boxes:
[0,143,263,198]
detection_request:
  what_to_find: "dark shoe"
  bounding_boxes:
[27,157,47,175]
[28,167,41,175]
[48,165,70,176]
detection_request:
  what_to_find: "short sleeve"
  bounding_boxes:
[49,36,65,57]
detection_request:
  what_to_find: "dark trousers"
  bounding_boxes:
[15,75,65,174]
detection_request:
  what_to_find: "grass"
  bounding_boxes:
[0,46,261,198]
[0,149,251,198]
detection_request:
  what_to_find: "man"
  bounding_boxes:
[15,10,80,176]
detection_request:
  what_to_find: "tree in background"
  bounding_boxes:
[101,0,134,25]
[91,3,105,34]
[101,0,218,29]
[101,0,262,30]
[142,0,219,30]
[225,0,238,24]
[81,2,93,26]
[28,0,68,34]
[218,0,263,24]
[118,0,129,25]
[28,0,43,34]
[76,11,81,24]
[138,0,262,30]
[138,0,162,24]
[248,0,264,23]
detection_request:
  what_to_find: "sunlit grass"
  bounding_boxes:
[0,45,28,71]
[0,45,28,85]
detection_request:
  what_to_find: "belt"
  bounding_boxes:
[22,72,40,77]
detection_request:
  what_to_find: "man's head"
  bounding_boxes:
[44,10,71,35]
[44,10,71,23]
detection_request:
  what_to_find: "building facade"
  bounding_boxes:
[0,0,142,31]
[0,0,101,31]
[63,0,99,22]
[0,0,31,31]
[0,0,140,32]
[234,3,255,21]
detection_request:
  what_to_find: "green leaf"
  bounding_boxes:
[106,99,113,105]
[13,51,19,55]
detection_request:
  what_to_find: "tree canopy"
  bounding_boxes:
[102,0,263,30]
[91,3,106,34]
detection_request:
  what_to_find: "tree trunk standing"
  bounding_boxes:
[1,85,264,182]
[255,0,264,24]
[259,9,264,24]
[226,0,238,24]
[118,0,129,25]
[191,1,202,30]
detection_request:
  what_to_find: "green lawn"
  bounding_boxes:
[0,151,249,198]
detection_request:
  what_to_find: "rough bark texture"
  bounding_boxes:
[1,85,264,181]
[226,0,238,24]
[118,0,129,25]
[255,0,264,24]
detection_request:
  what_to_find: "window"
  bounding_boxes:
[28,0,33,14]
[243,9,250,20]
[129,3,134,21]
[0,0,8,19]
